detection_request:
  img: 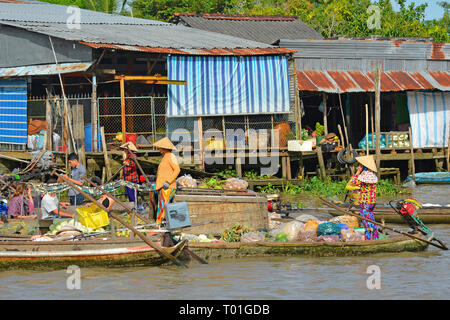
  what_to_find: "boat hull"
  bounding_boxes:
[185,236,428,261]
[0,238,185,270]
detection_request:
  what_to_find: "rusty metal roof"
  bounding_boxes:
[0,62,93,77]
[297,70,450,93]
[80,42,295,56]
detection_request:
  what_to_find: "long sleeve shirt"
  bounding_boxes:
[123,155,139,183]
[350,175,377,204]
[155,152,180,190]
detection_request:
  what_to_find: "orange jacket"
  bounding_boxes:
[155,152,180,190]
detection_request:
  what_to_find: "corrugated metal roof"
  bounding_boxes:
[0,2,166,25]
[172,13,322,45]
[297,70,450,93]
[0,2,293,55]
[280,38,450,61]
[0,62,93,77]
[81,42,294,56]
[174,13,299,21]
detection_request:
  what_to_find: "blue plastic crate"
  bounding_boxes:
[165,202,191,230]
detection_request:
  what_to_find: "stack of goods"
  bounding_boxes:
[223,178,248,191]
[270,215,375,243]
[176,174,198,189]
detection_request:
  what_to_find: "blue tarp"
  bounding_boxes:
[0,79,27,145]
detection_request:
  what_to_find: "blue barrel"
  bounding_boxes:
[85,124,102,152]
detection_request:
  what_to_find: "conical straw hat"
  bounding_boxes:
[355,155,377,172]
[153,137,177,151]
[119,141,138,152]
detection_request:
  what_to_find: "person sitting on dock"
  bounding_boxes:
[152,137,180,225]
[120,142,140,206]
[40,179,73,219]
[58,153,86,206]
[7,183,35,218]
[350,155,379,240]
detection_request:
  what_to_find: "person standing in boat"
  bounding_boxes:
[8,183,35,218]
[153,137,180,225]
[350,155,379,240]
[58,153,86,206]
[120,142,140,206]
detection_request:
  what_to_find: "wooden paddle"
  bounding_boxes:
[52,170,189,268]
[318,195,448,250]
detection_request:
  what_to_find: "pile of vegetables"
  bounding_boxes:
[220,223,252,242]
[46,219,105,236]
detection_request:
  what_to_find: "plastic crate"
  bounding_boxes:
[76,204,110,229]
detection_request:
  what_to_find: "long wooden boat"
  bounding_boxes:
[0,237,186,270]
[405,172,450,184]
[323,202,450,224]
[184,235,429,260]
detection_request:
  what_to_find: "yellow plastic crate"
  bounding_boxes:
[76,204,110,229]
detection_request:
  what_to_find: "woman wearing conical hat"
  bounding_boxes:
[153,137,180,224]
[350,155,379,240]
[119,142,139,205]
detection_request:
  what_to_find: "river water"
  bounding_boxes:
[0,185,449,300]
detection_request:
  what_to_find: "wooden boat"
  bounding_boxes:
[405,172,450,184]
[324,202,450,224]
[0,236,186,270]
[184,235,429,260]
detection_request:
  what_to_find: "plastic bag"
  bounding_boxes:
[317,222,341,236]
[297,230,318,242]
[241,232,266,243]
[176,174,198,189]
[295,214,320,223]
[268,213,282,230]
[329,215,359,229]
[223,178,248,191]
[303,219,320,232]
[341,229,365,242]
[278,221,304,241]
[317,235,340,242]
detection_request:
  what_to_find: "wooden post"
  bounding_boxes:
[370,93,375,150]
[374,66,381,178]
[293,62,302,139]
[316,146,326,180]
[120,77,126,144]
[286,154,292,180]
[323,93,328,136]
[409,126,415,180]
[197,117,204,170]
[365,104,369,155]
[236,157,242,178]
[447,133,450,172]
[222,116,226,149]
[101,126,112,181]
[71,104,86,167]
[92,75,98,152]
[45,98,52,151]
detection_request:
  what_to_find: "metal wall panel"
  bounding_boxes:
[0,79,27,145]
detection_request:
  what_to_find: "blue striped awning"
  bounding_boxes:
[0,80,27,145]
[167,55,290,117]
[407,91,449,148]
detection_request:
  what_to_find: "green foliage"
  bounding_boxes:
[220,223,251,242]
[217,169,237,178]
[258,176,405,198]
[244,170,274,180]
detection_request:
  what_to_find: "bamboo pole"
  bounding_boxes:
[53,170,188,268]
[374,66,381,179]
[293,62,302,139]
[120,77,126,144]
[447,133,450,172]
[45,98,52,151]
[365,104,369,155]
[316,146,326,180]
[100,127,112,181]
[323,93,328,136]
